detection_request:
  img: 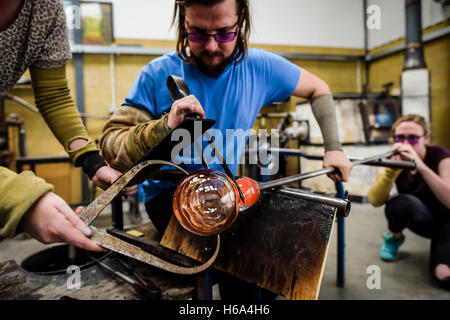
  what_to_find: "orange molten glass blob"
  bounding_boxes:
[236,176,260,209]
[173,169,239,236]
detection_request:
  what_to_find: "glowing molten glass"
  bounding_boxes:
[236,176,260,209]
[173,170,260,236]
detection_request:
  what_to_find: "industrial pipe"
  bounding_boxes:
[404,0,426,70]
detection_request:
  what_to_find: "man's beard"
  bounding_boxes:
[188,50,235,78]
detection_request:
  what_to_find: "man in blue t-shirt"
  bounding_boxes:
[100,0,352,232]
[100,0,353,300]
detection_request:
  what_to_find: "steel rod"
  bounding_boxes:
[259,167,335,191]
[277,187,351,217]
[246,147,416,170]
[259,150,404,191]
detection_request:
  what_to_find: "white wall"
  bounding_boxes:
[109,0,448,50]
[367,0,450,50]
[110,0,365,48]
[111,0,177,40]
[249,0,364,48]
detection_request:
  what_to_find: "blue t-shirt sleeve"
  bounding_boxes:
[122,65,157,117]
[255,50,301,106]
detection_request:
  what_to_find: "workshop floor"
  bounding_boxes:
[1,202,449,300]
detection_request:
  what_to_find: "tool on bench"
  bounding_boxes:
[77,159,219,274]
[87,252,161,299]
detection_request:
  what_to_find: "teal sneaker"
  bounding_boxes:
[380,232,405,261]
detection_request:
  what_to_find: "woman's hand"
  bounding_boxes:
[392,143,425,171]
[392,143,450,209]
[19,192,104,252]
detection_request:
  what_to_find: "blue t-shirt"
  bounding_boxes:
[123,48,301,201]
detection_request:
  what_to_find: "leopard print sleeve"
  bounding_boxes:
[0,0,72,92]
[31,0,72,69]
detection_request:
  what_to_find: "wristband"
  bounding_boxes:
[75,151,107,180]
[311,94,343,152]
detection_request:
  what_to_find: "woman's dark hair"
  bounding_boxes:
[172,0,251,63]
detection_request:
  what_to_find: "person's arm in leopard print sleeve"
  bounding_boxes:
[31,0,72,69]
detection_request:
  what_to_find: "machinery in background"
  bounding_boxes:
[0,92,32,168]
[358,82,401,144]
[243,108,310,183]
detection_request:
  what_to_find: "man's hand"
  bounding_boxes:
[167,95,205,129]
[91,166,138,197]
[19,192,104,252]
[323,150,353,182]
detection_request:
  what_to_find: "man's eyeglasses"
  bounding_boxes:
[186,20,239,44]
[187,30,237,44]
[393,134,425,145]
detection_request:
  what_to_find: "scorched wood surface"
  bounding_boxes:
[161,191,337,300]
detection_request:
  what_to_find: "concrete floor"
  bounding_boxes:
[1,201,449,300]
[318,202,450,300]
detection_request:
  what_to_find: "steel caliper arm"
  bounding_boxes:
[78,159,220,275]
[90,227,220,275]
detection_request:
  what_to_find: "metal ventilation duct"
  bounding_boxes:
[404,0,427,70]
[401,0,431,123]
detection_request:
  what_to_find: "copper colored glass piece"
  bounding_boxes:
[173,169,239,236]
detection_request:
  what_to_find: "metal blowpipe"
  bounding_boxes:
[258,150,409,191]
